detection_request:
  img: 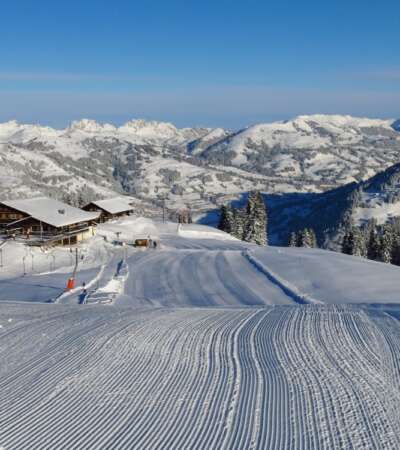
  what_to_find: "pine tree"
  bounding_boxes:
[243,193,256,243]
[365,219,380,260]
[218,205,234,234]
[243,192,267,246]
[342,229,353,255]
[288,232,297,247]
[390,218,400,265]
[308,228,317,248]
[356,227,367,257]
[378,225,393,263]
[254,192,268,246]
[342,226,365,256]
[300,229,312,248]
[296,230,303,247]
[294,228,317,248]
[391,236,400,266]
[232,208,245,240]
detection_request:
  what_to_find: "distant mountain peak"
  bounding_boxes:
[2,119,19,127]
[67,119,116,133]
[120,119,178,134]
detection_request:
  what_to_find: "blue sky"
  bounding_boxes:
[0,0,399,128]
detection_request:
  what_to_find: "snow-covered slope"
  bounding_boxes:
[187,127,230,154]
[1,219,400,448]
[2,218,400,307]
[265,160,400,248]
[248,246,400,304]
[0,303,399,450]
[118,226,400,307]
[199,114,400,188]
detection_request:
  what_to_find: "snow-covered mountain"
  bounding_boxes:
[0,114,399,214]
[266,160,400,248]
[0,119,270,211]
[198,115,400,188]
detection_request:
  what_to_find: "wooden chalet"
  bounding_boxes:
[0,197,100,246]
[83,198,134,222]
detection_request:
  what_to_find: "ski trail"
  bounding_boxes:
[120,249,295,307]
[0,304,399,449]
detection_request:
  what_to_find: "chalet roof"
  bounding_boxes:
[1,197,100,228]
[88,198,134,215]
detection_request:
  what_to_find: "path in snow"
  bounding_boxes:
[0,304,399,450]
[115,234,306,307]
[115,233,400,307]
[120,247,294,307]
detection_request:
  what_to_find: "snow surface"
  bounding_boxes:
[354,192,400,225]
[0,304,399,449]
[1,216,400,306]
[1,217,400,449]
[248,246,400,304]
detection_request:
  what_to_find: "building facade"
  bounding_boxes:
[83,198,134,222]
[0,197,99,246]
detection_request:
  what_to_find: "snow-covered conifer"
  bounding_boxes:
[288,232,297,247]
[243,191,267,246]
[301,229,312,248]
[295,228,317,248]
[365,219,380,260]
[232,208,246,240]
[379,225,393,263]
[308,228,317,248]
[342,226,364,256]
[218,205,234,234]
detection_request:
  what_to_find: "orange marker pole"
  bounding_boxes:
[66,277,75,291]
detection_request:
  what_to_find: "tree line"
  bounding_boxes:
[288,228,317,248]
[217,189,400,268]
[218,191,267,246]
[341,218,400,265]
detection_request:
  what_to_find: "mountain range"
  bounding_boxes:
[1,114,400,229]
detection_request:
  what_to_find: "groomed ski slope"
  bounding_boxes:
[2,219,400,306]
[116,228,400,307]
[0,304,399,450]
[120,248,295,307]
[1,220,400,449]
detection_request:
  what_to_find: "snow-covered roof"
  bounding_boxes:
[88,198,134,215]
[1,197,100,228]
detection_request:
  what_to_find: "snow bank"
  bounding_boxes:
[243,250,322,304]
[177,224,237,241]
[249,246,400,304]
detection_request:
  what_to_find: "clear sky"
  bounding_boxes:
[0,0,399,129]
